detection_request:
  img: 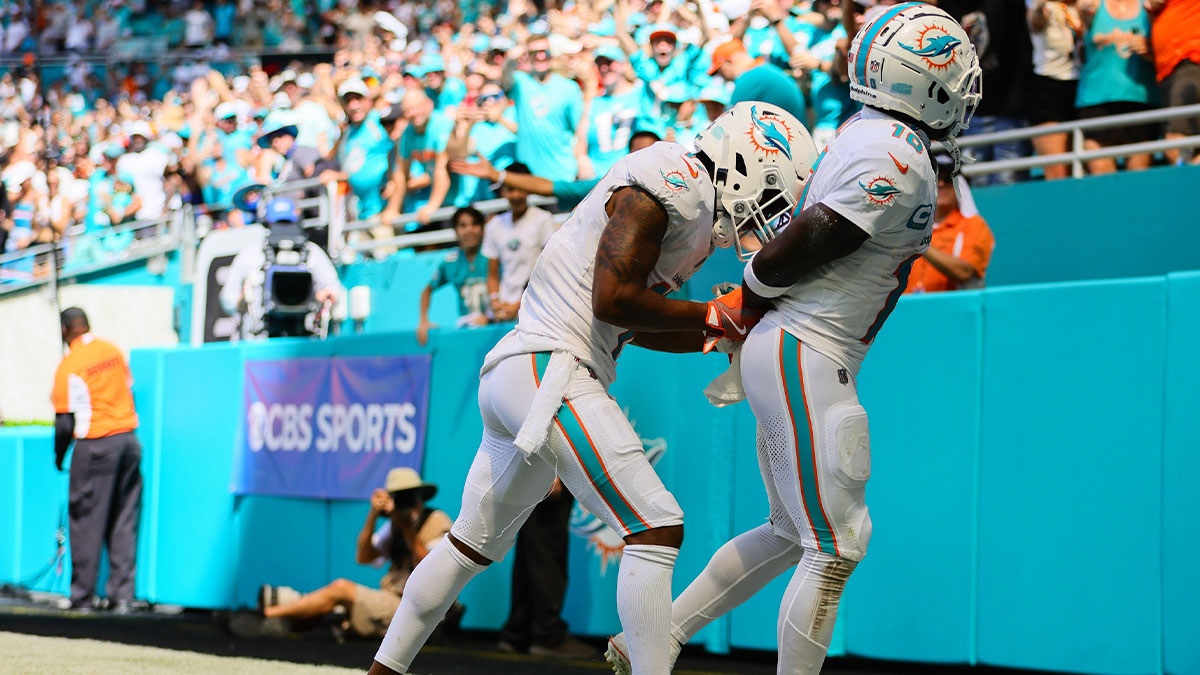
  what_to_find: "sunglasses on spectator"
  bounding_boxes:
[478,93,505,104]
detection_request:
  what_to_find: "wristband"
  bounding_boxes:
[743,259,791,299]
[490,170,507,191]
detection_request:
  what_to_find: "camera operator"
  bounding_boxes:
[219,196,343,340]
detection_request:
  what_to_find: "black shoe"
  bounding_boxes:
[497,639,527,654]
[326,605,348,646]
[61,597,97,613]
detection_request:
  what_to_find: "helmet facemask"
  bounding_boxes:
[712,165,797,261]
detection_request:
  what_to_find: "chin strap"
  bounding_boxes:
[942,136,977,178]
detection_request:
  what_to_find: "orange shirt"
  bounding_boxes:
[1151,0,1200,82]
[906,210,995,294]
[51,333,139,439]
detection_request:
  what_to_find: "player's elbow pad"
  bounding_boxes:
[743,259,791,299]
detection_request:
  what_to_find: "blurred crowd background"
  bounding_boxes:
[0,0,1197,276]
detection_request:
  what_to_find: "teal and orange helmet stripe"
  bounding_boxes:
[854,2,917,86]
[532,353,652,535]
[778,334,841,556]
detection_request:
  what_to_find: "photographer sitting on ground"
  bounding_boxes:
[257,468,460,641]
[219,196,342,340]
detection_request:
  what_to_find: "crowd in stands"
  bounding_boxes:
[1,0,1198,283]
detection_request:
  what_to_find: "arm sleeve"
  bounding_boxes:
[55,413,75,467]
[552,178,599,208]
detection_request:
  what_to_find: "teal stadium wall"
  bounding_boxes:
[4,274,1200,674]
[351,165,1200,334]
[5,168,1200,674]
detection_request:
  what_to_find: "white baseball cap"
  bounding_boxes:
[337,77,370,99]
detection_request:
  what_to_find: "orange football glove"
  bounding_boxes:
[703,286,764,353]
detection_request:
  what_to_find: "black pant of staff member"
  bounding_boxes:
[51,307,145,613]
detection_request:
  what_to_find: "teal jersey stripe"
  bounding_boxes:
[780,334,839,555]
[798,148,827,209]
[534,353,651,535]
[854,3,915,85]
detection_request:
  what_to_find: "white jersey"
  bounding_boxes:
[482,142,716,387]
[481,204,558,304]
[760,107,936,374]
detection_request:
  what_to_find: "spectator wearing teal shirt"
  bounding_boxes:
[417,206,492,346]
[710,39,806,122]
[505,34,585,179]
[335,78,395,220]
[383,89,455,233]
[213,0,236,44]
[618,24,709,115]
[212,103,255,168]
[445,82,517,206]
[586,46,651,178]
[409,54,468,113]
[740,3,815,71]
[1075,0,1160,174]
[191,122,253,213]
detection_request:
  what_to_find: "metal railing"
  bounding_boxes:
[958,103,1200,180]
[0,212,185,298]
[341,195,561,260]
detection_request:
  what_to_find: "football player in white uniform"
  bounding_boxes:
[368,101,819,675]
[606,4,982,674]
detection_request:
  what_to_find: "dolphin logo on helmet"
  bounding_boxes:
[749,105,793,160]
[900,33,962,62]
[694,101,818,261]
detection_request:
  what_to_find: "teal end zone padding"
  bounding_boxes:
[974,165,1200,287]
[1163,272,1200,675]
[232,496,332,608]
[132,344,245,608]
[844,291,983,663]
[976,279,1165,675]
[339,251,466,334]
[0,428,70,596]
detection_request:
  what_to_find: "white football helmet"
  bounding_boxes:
[693,101,818,261]
[848,2,982,167]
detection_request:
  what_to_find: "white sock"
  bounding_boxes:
[374,542,487,673]
[777,551,856,675]
[671,524,803,654]
[617,544,678,675]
